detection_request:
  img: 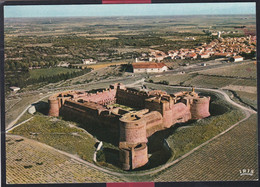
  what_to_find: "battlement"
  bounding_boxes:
[48,83,210,170]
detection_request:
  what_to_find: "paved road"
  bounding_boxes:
[5,76,144,129]
[6,59,254,99]
[5,94,52,130]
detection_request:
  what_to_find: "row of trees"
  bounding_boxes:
[26,68,92,85]
[5,61,59,71]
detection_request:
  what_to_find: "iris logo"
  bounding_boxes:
[239,169,254,176]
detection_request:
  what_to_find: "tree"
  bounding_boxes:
[39,61,45,68]
[5,63,9,70]
[9,62,16,71]
[33,62,39,67]
[28,62,33,67]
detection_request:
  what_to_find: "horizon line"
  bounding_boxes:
[5,14,256,19]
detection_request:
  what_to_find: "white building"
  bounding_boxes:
[200,53,210,59]
[10,86,20,92]
[82,59,97,65]
[132,62,168,73]
[231,56,244,62]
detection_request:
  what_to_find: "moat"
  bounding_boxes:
[48,83,212,170]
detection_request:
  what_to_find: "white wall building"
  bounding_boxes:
[82,59,97,64]
[132,62,168,73]
[231,56,244,62]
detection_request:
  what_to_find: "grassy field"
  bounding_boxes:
[14,112,33,125]
[6,135,124,184]
[184,74,257,88]
[148,74,194,86]
[231,90,257,110]
[9,114,97,163]
[149,73,257,89]
[199,62,257,79]
[29,67,81,79]
[167,109,244,160]
[152,114,258,181]
[149,61,257,89]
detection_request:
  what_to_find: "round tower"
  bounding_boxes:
[119,113,147,144]
[190,96,210,119]
[119,143,148,170]
[48,97,60,117]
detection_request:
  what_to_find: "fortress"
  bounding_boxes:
[48,83,210,170]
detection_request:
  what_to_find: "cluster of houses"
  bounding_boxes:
[132,35,256,73]
[148,35,256,62]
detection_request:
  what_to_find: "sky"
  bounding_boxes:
[4,3,256,18]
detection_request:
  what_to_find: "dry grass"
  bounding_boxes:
[24,43,52,47]
[87,62,127,70]
[89,37,118,40]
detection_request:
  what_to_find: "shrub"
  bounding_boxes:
[96,150,106,162]
[159,80,169,85]
[24,165,33,169]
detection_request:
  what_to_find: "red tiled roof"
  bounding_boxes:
[187,53,197,57]
[132,62,167,69]
[233,56,243,59]
[214,52,228,56]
